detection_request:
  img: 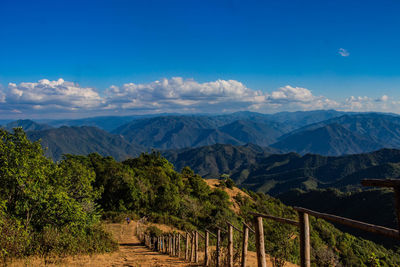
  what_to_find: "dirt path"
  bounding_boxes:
[11,223,194,267]
[11,222,298,266]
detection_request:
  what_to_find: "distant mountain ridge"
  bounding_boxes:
[6,110,400,161]
[27,126,144,161]
[163,143,279,179]
[273,113,400,155]
[3,119,53,131]
[166,145,400,195]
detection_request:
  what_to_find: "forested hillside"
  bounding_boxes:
[168,146,400,195]
[27,126,144,161]
[6,111,400,159]
[274,113,400,155]
[278,188,398,248]
[1,128,400,266]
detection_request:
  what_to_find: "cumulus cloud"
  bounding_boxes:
[338,48,350,57]
[6,79,104,110]
[0,77,399,118]
[106,77,267,112]
[269,86,316,102]
[341,95,397,112]
[266,86,339,110]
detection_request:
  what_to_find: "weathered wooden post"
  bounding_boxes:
[298,211,311,267]
[195,231,199,263]
[162,235,165,253]
[241,223,249,267]
[185,232,189,260]
[170,235,173,255]
[170,234,173,255]
[228,224,234,267]
[174,234,177,256]
[175,234,179,256]
[189,233,193,262]
[205,230,209,266]
[216,229,221,267]
[254,216,267,267]
[177,233,181,257]
[191,231,195,262]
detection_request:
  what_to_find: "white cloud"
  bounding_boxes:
[0,77,399,117]
[5,78,104,112]
[106,78,339,113]
[106,77,267,113]
[269,86,315,102]
[378,95,389,102]
[341,95,396,112]
[338,48,350,57]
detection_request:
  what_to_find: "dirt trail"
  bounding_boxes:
[11,222,298,266]
[11,223,194,267]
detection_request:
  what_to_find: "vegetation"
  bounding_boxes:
[2,127,400,266]
[27,126,143,161]
[167,145,400,195]
[0,128,118,263]
[235,191,400,266]
[279,188,398,248]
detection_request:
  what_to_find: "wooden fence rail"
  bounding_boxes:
[249,178,400,267]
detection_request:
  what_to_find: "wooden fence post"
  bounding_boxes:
[241,223,249,267]
[162,236,165,253]
[191,231,195,262]
[174,234,177,256]
[168,234,172,255]
[195,231,199,263]
[298,211,311,267]
[228,224,234,267]
[175,234,178,256]
[216,229,221,267]
[170,235,173,255]
[177,234,181,257]
[254,216,267,267]
[185,233,189,260]
[205,231,209,266]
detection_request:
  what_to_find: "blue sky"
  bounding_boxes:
[1,0,400,118]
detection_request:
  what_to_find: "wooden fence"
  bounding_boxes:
[136,219,255,266]
[251,178,400,267]
[136,178,400,266]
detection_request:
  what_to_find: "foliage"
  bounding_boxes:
[0,128,117,263]
[2,128,400,266]
[146,226,163,238]
[237,190,400,266]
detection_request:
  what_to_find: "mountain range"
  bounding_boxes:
[27,126,143,161]
[4,110,400,251]
[165,145,400,195]
[4,110,400,160]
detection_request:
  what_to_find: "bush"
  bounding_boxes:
[146,226,163,238]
